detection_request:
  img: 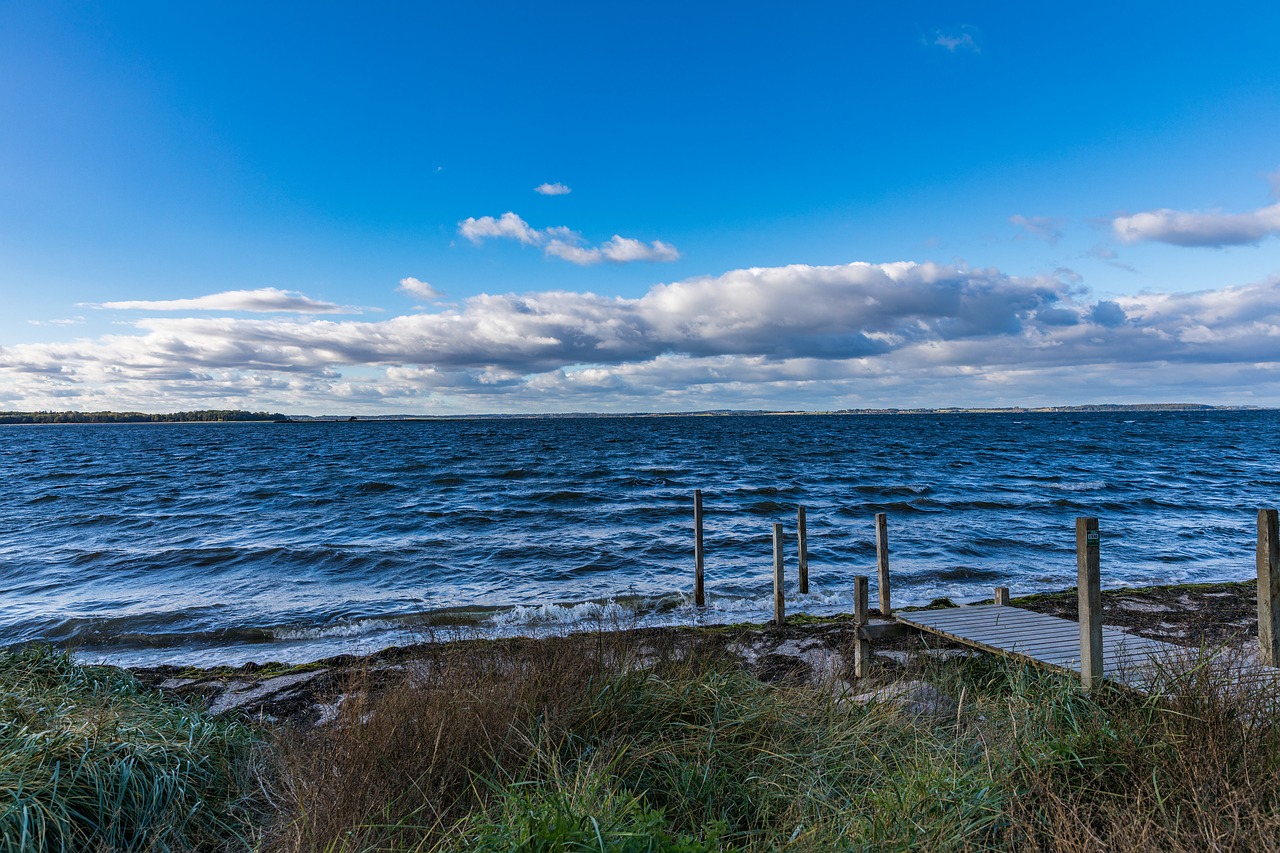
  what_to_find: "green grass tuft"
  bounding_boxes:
[0,645,260,851]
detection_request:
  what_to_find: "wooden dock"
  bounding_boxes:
[896,603,1189,692]
[692,498,1280,692]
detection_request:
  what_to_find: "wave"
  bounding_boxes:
[1049,480,1107,492]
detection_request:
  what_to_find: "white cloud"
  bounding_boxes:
[459,211,680,265]
[27,316,85,327]
[458,212,541,245]
[534,182,572,196]
[8,261,1280,414]
[931,25,980,52]
[1009,214,1063,245]
[1112,202,1280,247]
[398,277,443,300]
[545,235,681,265]
[95,287,352,314]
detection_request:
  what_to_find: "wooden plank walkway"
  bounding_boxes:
[895,604,1188,692]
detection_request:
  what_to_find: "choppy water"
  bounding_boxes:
[1,411,1276,666]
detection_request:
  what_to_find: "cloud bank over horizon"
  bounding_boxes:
[4,259,1279,414]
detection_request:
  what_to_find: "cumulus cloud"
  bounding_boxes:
[1112,202,1280,247]
[459,211,680,265]
[1009,215,1063,245]
[398,277,443,300]
[931,25,980,52]
[7,259,1280,414]
[534,182,572,195]
[95,287,352,314]
[459,212,541,245]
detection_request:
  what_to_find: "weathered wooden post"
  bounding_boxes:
[773,522,785,626]
[994,586,1010,606]
[875,512,891,616]
[693,490,705,607]
[1076,517,1103,690]
[1257,509,1280,667]
[854,575,870,677]
[797,505,809,595]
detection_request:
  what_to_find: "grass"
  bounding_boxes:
[0,644,260,852]
[264,631,1280,853]
[9,625,1280,851]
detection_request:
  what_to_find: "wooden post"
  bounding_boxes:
[854,575,870,677]
[875,512,891,616]
[773,523,785,626]
[1257,509,1280,667]
[693,490,705,607]
[797,505,809,595]
[1076,517,1102,690]
[994,586,1010,606]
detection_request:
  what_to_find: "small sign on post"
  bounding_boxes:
[1076,517,1103,690]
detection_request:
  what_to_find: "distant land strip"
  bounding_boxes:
[0,410,289,424]
[0,403,1265,424]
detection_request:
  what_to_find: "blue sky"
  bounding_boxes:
[2,1,1279,413]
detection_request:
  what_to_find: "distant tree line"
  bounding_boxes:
[0,410,289,424]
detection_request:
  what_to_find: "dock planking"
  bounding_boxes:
[896,603,1192,692]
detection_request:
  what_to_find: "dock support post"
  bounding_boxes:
[693,490,705,607]
[875,512,891,616]
[797,506,809,595]
[1257,509,1280,666]
[854,575,870,677]
[773,523,785,626]
[994,586,1010,606]
[1076,517,1102,690]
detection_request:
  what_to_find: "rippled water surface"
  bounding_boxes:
[1,411,1277,666]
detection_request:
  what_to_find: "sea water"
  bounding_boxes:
[0,410,1276,666]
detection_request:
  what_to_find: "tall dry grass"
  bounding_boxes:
[262,628,729,852]
[14,626,1279,850]
[262,629,1280,853]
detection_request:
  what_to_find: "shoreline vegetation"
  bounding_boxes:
[0,402,1265,425]
[6,579,1280,851]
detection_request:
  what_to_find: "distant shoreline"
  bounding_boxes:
[0,402,1267,425]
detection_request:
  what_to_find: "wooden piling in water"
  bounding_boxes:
[693,490,705,607]
[875,512,891,616]
[854,575,870,677]
[797,505,809,595]
[994,586,1010,606]
[773,522,785,626]
[1076,517,1102,690]
[1257,509,1280,667]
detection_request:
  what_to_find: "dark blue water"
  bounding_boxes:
[1,411,1276,666]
